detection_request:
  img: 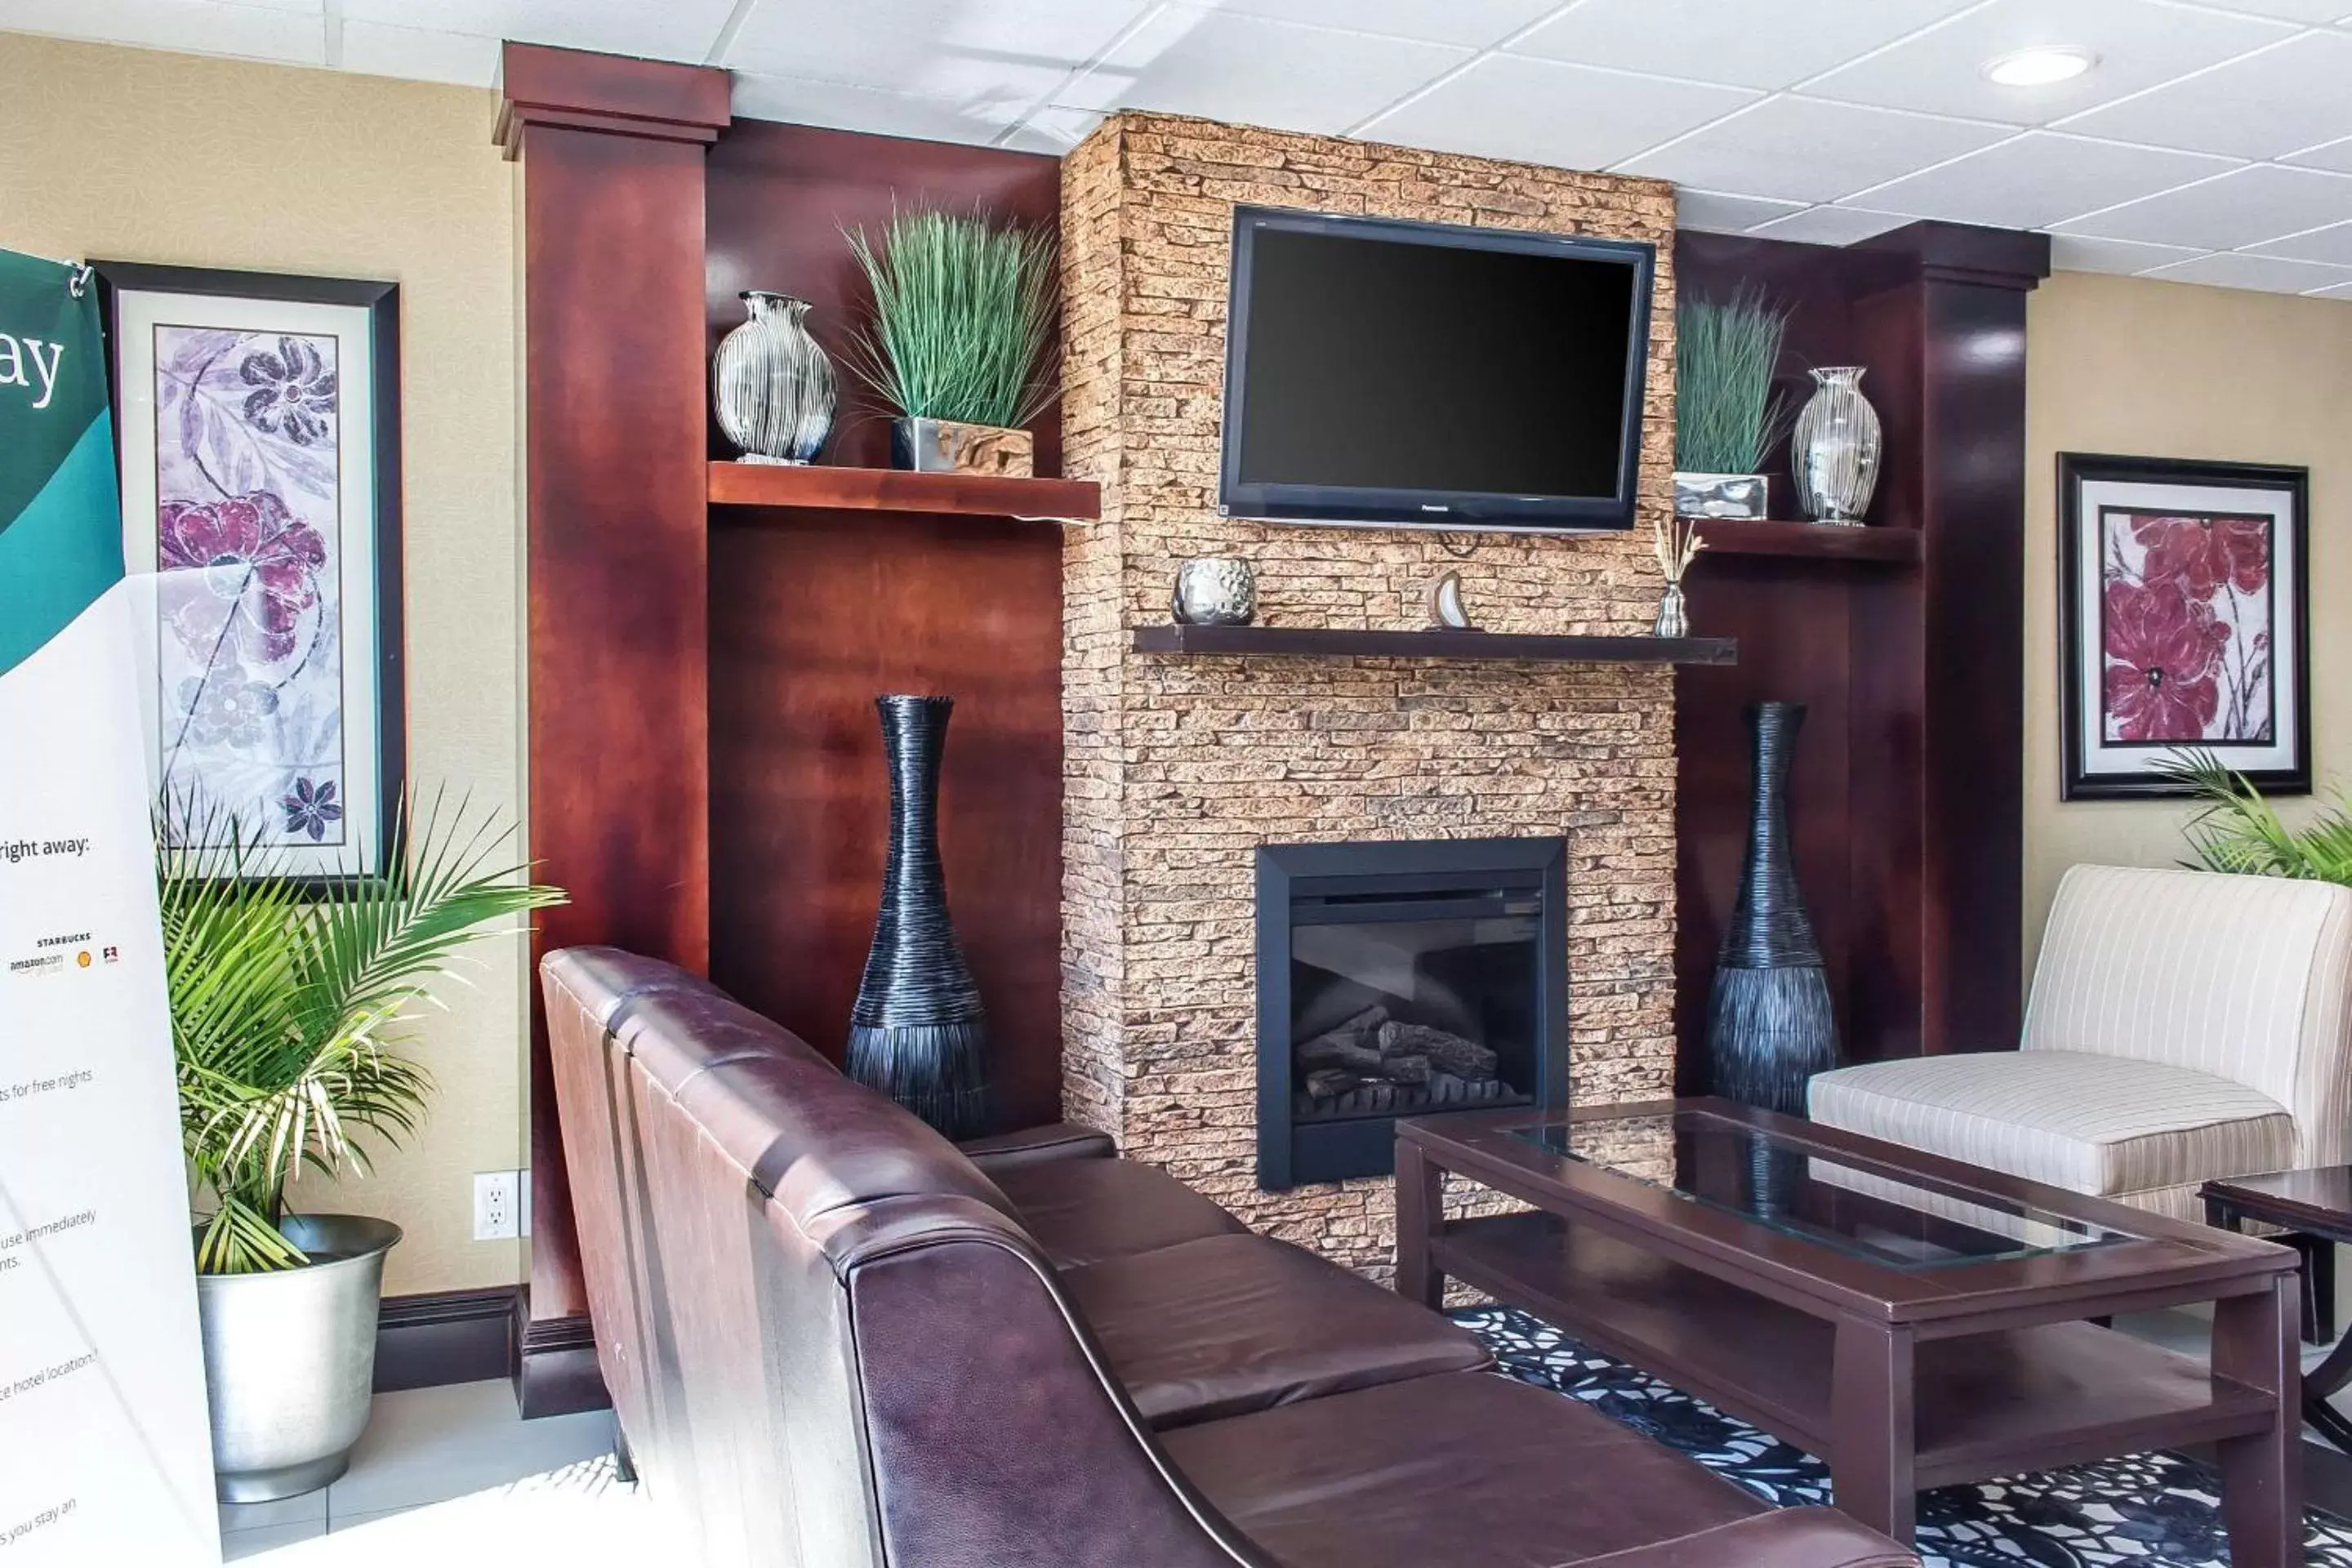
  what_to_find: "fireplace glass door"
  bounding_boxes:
[1258,837,1566,1188]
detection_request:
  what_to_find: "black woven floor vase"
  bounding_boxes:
[845,694,992,1139]
[1705,702,1840,1116]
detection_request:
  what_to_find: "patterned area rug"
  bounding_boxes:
[1454,1307,2352,1568]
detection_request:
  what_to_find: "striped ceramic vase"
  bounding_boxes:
[713,291,835,465]
[1790,366,1881,524]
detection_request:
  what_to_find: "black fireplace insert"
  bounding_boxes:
[1256,836,1568,1189]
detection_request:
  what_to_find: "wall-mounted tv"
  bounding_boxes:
[1218,206,1654,533]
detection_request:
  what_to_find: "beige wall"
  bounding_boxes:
[0,33,524,1295]
[2025,270,2352,974]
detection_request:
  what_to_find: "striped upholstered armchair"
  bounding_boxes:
[1811,864,2352,1224]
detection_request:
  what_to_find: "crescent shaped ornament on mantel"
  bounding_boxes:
[1428,570,1477,630]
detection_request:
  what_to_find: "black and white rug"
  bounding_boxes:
[1454,1307,2352,1568]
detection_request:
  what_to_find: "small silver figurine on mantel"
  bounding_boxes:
[1171,557,1257,626]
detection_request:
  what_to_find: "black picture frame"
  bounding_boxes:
[94,261,405,886]
[2057,451,2309,801]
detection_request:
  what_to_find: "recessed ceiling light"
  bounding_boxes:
[1980,47,2097,87]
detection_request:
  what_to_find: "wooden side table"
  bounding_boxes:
[2204,1167,2352,1454]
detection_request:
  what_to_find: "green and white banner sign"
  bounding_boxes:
[0,248,221,1565]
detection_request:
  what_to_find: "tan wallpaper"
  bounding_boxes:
[0,32,523,1295]
[2025,270,2352,976]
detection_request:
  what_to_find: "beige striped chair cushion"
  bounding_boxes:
[1808,1049,2294,1200]
[2025,864,2352,1169]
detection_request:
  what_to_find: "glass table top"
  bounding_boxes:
[1512,1109,2133,1271]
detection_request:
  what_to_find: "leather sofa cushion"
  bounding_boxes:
[1066,1233,1491,1428]
[991,1156,1245,1267]
[1165,1371,1788,1567]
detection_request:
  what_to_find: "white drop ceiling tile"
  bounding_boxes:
[340,0,737,61]
[2064,32,2352,158]
[1745,206,1914,244]
[2053,162,2352,247]
[1057,7,1472,134]
[732,74,1049,149]
[724,0,1154,116]
[2247,217,2352,263]
[1616,96,2011,205]
[1365,55,1757,172]
[1854,131,2238,229]
[2139,250,2352,292]
[2190,0,2351,18]
[1510,0,1984,91]
[2048,234,2207,273]
[1804,0,2297,125]
[339,20,498,87]
[1205,0,1564,48]
[0,0,324,63]
[2283,136,2352,175]
[1675,189,1810,234]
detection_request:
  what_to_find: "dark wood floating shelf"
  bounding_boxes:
[1693,519,1922,564]
[1132,623,1737,666]
[706,461,1101,521]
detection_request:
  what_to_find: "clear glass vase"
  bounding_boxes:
[1791,366,1882,524]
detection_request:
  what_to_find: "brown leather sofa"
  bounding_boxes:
[541,947,1915,1568]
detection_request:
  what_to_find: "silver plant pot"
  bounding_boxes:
[890,416,1034,477]
[198,1213,402,1503]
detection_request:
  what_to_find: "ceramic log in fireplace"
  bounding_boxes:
[1255,837,1569,1189]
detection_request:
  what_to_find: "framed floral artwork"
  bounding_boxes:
[2058,452,2308,801]
[98,263,403,881]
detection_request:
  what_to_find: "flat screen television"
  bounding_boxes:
[1218,206,1655,532]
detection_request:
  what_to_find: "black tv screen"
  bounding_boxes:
[1219,207,1652,532]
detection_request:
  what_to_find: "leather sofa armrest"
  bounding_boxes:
[1572,1508,1917,1568]
[959,1121,1116,1172]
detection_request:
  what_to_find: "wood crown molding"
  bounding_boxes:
[1861,220,2052,292]
[496,42,732,160]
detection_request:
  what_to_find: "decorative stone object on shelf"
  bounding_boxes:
[1171,557,1257,626]
[892,416,1034,478]
[1792,367,1882,525]
[1427,570,1477,630]
[845,694,992,1140]
[1705,702,1839,1115]
[1673,472,1770,521]
[713,291,835,465]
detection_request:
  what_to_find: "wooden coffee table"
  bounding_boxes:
[2203,1166,2352,1456]
[1396,1098,2303,1560]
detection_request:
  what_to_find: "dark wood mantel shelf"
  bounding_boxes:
[1692,519,1922,564]
[1132,623,1737,665]
[707,460,1100,520]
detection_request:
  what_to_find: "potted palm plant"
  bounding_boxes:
[2157,751,2352,882]
[162,795,563,1502]
[845,207,1058,478]
[1674,285,1793,522]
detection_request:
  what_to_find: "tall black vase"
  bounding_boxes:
[846,695,993,1139]
[1705,702,1839,1116]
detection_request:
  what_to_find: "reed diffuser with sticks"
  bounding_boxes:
[1652,514,1707,637]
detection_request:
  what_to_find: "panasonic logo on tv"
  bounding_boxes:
[1419,504,1449,513]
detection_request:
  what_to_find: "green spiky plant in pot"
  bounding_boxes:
[2155,751,2352,884]
[844,207,1058,479]
[163,793,564,1502]
[1674,285,1793,523]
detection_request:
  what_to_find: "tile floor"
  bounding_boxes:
[217,1381,652,1563]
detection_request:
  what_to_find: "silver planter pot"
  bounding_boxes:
[198,1214,402,1503]
[890,416,1034,477]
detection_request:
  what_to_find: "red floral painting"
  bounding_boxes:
[2098,510,2273,745]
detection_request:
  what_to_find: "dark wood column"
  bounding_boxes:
[498,43,729,1417]
[1860,225,2048,1058]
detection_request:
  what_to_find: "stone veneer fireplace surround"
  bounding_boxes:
[1059,111,1682,1276]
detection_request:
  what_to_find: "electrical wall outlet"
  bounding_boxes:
[474,1170,520,1241]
